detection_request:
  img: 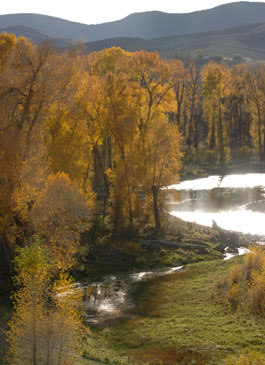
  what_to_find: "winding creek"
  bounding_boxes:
[79,173,265,326]
[78,266,183,326]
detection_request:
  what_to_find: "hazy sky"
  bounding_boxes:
[1,1,264,24]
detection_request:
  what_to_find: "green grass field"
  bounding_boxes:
[83,257,265,364]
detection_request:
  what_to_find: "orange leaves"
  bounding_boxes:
[31,173,94,270]
[88,47,127,76]
[0,32,16,71]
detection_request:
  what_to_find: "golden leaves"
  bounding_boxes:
[31,172,93,270]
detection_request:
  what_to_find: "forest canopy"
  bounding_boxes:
[0,32,265,279]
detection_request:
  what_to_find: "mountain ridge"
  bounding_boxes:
[84,21,265,60]
[1,2,265,42]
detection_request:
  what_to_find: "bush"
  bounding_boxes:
[122,241,142,257]
[226,247,265,314]
[245,247,265,282]
[227,283,241,309]
[226,351,265,364]
[249,269,265,313]
[229,264,244,285]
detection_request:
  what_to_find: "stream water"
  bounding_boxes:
[78,266,183,326]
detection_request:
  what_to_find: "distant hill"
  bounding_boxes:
[1,2,265,42]
[84,22,265,60]
[0,25,69,48]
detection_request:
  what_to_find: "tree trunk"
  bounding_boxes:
[93,146,109,197]
[218,99,225,164]
[0,234,14,280]
[209,122,216,151]
[152,186,161,233]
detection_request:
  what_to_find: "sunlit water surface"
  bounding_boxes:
[78,266,183,325]
[168,173,265,236]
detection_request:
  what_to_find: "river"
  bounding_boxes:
[168,173,265,236]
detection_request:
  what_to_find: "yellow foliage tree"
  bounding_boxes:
[0,32,17,71]
[246,65,265,161]
[30,173,94,270]
[7,238,83,365]
[202,62,231,163]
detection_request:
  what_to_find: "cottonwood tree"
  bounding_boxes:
[7,238,84,365]
[0,37,80,277]
[0,38,56,277]
[246,65,265,161]
[185,61,203,154]
[129,51,182,232]
[142,115,182,232]
[103,72,140,233]
[30,172,94,270]
[0,32,17,71]
[172,59,186,129]
[202,62,231,163]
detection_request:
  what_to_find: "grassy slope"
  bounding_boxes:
[84,257,265,364]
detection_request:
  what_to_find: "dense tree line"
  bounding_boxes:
[1,32,265,280]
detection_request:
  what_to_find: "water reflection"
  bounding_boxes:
[79,266,183,325]
[169,173,265,236]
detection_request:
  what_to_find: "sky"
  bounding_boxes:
[1,0,264,24]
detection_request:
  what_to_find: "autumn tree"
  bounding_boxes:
[101,72,141,232]
[76,73,110,197]
[30,173,94,270]
[143,116,182,232]
[0,32,17,71]
[202,62,231,163]
[184,61,203,154]
[7,238,83,365]
[7,239,50,365]
[171,59,186,129]
[0,36,83,278]
[128,51,182,232]
[224,64,252,157]
[246,65,265,161]
[0,38,56,277]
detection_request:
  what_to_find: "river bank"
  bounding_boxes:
[77,215,261,280]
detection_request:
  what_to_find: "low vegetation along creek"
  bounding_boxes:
[2,32,265,365]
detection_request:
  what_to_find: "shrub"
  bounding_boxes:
[122,241,142,257]
[226,351,265,364]
[249,269,265,313]
[245,247,265,282]
[227,283,241,309]
[229,264,244,285]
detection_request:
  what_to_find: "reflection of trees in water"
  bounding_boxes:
[84,282,114,306]
[169,184,265,213]
[208,186,265,211]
